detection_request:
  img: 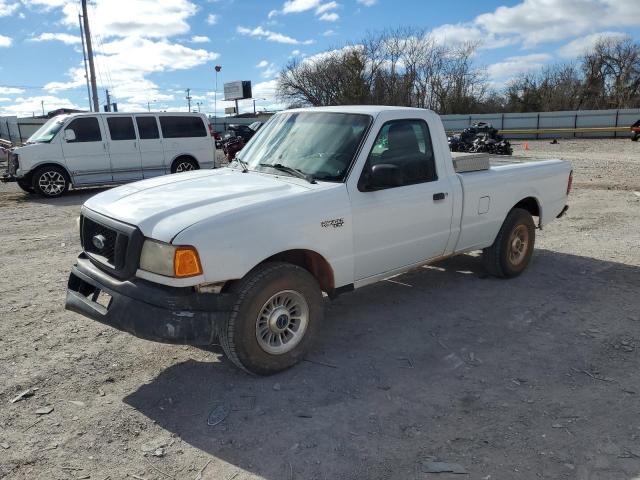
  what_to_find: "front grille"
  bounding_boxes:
[79,210,143,280]
[82,216,120,265]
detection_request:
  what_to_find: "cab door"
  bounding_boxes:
[134,116,166,178]
[347,116,454,281]
[61,116,112,185]
[105,116,142,182]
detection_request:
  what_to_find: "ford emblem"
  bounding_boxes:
[92,234,106,250]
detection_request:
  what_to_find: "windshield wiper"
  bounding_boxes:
[234,157,249,172]
[258,163,316,184]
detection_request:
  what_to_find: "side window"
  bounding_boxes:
[362,119,437,189]
[107,117,136,141]
[159,116,207,138]
[136,116,160,139]
[65,117,102,143]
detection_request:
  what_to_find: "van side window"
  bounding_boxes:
[107,117,136,141]
[363,119,437,188]
[159,116,207,138]
[65,117,102,143]
[136,117,159,139]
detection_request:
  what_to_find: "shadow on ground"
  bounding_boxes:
[125,250,640,479]
[14,186,110,206]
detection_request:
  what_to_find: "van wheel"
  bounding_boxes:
[17,179,35,193]
[482,208,535,278]
[171,158,199,173]
[220,262,323,375]
[32,166,69,198]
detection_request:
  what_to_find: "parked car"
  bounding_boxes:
[1,112,216,197]
[631,119,640,141]
[65,106,572,375]
[224,122,263,143]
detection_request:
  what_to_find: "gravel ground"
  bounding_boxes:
[0,139,639,480]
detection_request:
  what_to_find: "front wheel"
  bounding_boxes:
[482,208,536,278]
[632,134,639,142]
[32,166,69,198]
[220,262,323,375]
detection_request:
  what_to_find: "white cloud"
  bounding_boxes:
[487,53,552,80]
[0,97,11,102]
[256,60,269,68]
[29,32,81,45]
[558,31,629,58]
[430,23,514,49]
[0,95,81,117]
[0,87,24,94]
[60,0,198,39]
[357,0,376,5]
[255,61,279,79]
[191,35,211,43]
[206,13,218,25]
[0,0,19,16]
[322,29,337,36]
[237,26,313,45]
[319,12,339,21]
[0,34,12,47]
[476,0,640,45]
[271,0,340,21]
[291,49,301,56]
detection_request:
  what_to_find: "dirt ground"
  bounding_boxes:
[1,139,639,480]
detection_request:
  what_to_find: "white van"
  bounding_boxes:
[2,112,215,197]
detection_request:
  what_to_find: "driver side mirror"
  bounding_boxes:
[363,163,403,191]
[63,129,76,142]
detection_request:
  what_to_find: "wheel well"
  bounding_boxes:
[171,155,199,171]
[31,163,71,182]
[513,197,540,217]
[261,249,335,294]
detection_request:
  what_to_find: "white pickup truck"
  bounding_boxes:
[66,106,572,375]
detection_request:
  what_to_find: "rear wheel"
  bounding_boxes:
[482,208,536,278]
[632,134,639,142]
[171,157,199,173]
[220,262,323,375]
[32,165,69,198]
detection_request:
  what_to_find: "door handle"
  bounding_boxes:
[433,192,447,201]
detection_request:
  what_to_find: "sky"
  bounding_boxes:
[0,0,639,117]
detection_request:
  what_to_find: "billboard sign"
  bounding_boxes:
[224,81,252,101]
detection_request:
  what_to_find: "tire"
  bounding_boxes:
[220,262,324,375]
[632,134,639,142]
[17,179,35,193]
[171,157,199,173]
[482,208,536,278]
[32,165,69,198]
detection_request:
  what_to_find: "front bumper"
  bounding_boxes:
[65,254,234,345]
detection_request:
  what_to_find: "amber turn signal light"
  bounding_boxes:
[174,247,203,277]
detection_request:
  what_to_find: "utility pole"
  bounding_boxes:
[78,14,92,111]
[186,88,192,112]
[196,101,202,113]
[214,65,221,119]
[105,89,111,112]
[41,100,45,116]
[81,0,99,112]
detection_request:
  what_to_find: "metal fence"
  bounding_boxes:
[0,116,47,144]
[440,108,640,139]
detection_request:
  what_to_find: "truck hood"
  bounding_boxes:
[83,168,314,242]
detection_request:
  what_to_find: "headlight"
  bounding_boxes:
[139,239,203,278]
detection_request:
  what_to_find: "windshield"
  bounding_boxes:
[238,112,371,182]
[27,116,67,143]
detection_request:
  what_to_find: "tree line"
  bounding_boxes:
[277,28,640,114]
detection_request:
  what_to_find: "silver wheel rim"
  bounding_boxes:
[255,290,309,355]
[508,224,529,266]
[176,161,195,172]
[38,171,66,196]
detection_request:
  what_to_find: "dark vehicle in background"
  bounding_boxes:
[221,122,264,162]
[448,122,512,156]
[632,119,640,141]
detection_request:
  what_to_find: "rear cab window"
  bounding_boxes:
[65,117,102,143]
[159,116,207,138]
[107,117,136,141]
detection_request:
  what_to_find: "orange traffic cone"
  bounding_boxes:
[523,142,529,151]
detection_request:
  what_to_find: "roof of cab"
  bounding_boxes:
[282,105,433,116]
